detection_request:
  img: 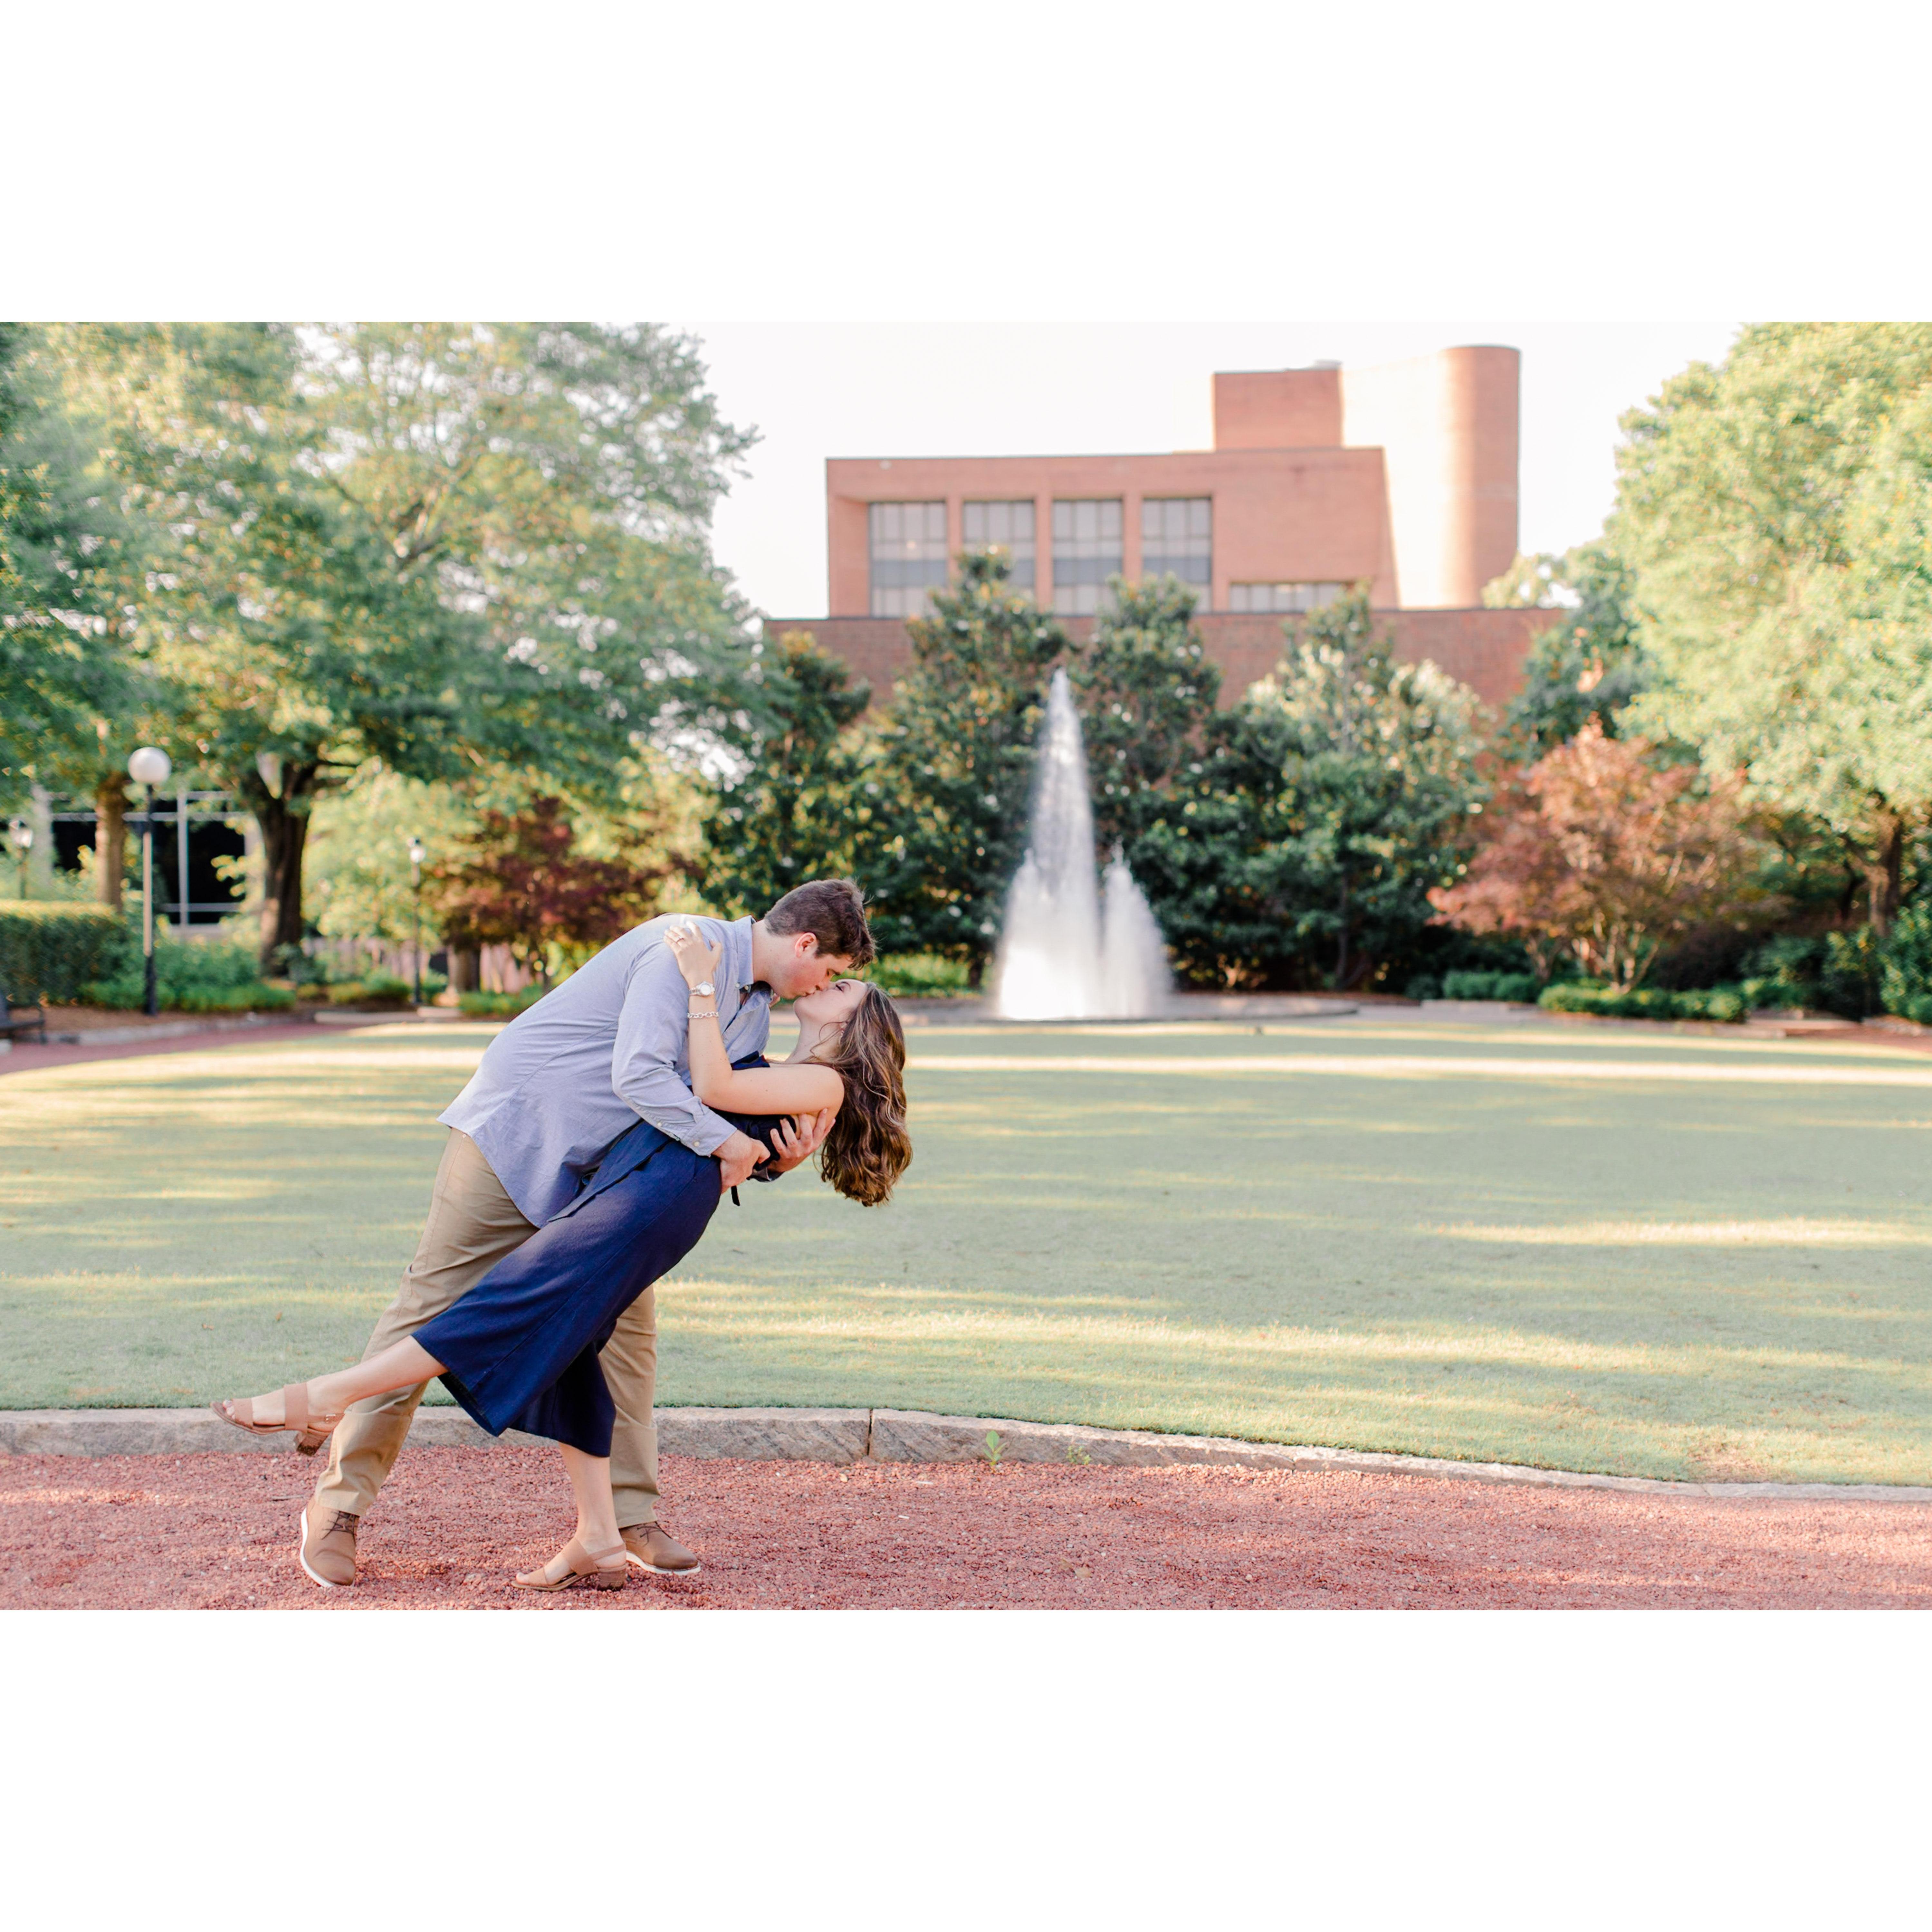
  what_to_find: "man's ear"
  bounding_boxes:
[793,932,821,961]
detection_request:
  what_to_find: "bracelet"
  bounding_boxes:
[688,1006,717,1019]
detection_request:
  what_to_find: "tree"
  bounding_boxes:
[1488,543,1648,757]
[699,630,872,918]
[1130,592,1485,989]
[0,324,160,899]
[85,322,755,965]
[432,795,678,985]
[1612,323,1932,931]
[860,551,1069,976]
[1073,574,1220,854]
[1431,720,1769,988]
[302,765,480,945]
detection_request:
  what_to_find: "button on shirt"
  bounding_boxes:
[439,915,771,1226]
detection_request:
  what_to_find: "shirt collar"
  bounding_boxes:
[724,916,766,1002]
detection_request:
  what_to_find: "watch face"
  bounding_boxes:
[693,980,715,996]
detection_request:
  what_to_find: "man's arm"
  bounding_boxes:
[760,1109,835,1179]
[610,937,746,1158]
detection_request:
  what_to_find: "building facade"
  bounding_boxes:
[769,344,1556,708]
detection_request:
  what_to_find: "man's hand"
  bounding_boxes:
[716,1130,765,1192]
[763,1109,835,1177]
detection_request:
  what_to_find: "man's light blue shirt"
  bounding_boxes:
[440,914,770,1226]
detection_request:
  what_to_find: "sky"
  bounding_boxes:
[683,318,1745,621]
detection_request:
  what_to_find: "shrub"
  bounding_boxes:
[0,903,132,1003]
[175,984,297,1013]
[1537,981,1746,1022]
[457,986,547,1019]
[81,934,293,1012]
[1403,973,1441,1001]
[1440,969,1541,1002]
[326,972,414,1009]
[1880,902,1932,1018]
[1740,929,1879,1018]
[866,952,970,999]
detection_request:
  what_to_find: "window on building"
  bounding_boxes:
[1228,581,1348,614]
[869,502,949,617]
[1051,499,1123,615]
[1141,497,1211,608]
[961,500,1036,590]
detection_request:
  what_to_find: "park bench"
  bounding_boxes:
[0,988,46,1045]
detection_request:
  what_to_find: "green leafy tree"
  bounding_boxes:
[88,322,755,965]
[1612,323,1932,930]
[699,630,873,917]
[0,324,161,898]
[1489,543,1648,756]
[1073,574,1220,853]
[302,765,481,945]
[1132,592,1485,989]
[861,551,1069,977]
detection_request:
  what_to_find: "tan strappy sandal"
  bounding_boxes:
[512,1538,629,1592]
[209,1383,340,1456]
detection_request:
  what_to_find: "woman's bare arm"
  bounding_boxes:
[691,1058,844,1113]
[666,922,844,1115]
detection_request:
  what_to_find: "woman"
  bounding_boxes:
[212,954,911,1591]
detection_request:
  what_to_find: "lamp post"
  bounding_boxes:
[406,836,426,1008]
[127,747,172,1017]
[6,818,30,899]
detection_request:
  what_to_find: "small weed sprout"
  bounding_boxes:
[983,1430,1003,1470]
[1066,1442,1091,1466]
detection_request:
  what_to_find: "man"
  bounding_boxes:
[299,877,875,1588]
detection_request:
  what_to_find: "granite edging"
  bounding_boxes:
[1,1405,1927,1503]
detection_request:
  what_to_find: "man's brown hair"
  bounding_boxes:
[764,877,876,967]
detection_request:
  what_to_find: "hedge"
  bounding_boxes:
[0,903,132,1003]
[81,933,295,1013]
[1538,982,1747,1023]
[458,986,547,1019]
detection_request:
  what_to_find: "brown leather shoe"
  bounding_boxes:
[298,1498,359,1588]
[621,1521,701,1576]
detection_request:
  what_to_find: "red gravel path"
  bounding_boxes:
[3,1447,1928,1609]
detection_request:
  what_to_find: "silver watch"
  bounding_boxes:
[691,980,716,998]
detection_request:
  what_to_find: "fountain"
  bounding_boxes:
[993,668,1171,1020]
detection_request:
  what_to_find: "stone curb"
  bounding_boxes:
[3,1405,1928,1504]
[41,1014,301,1048]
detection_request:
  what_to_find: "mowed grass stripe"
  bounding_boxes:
[909,1052,1932,1088]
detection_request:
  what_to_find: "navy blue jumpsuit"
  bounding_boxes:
[414,1100,785,1457]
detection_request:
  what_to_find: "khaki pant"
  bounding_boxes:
[312,1130,665,1529]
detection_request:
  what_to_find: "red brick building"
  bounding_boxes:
[765,344,1555,709]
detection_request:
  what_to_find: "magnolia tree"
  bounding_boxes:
[700,631,872,919]
[859,551,1069,978]
[1432,722,1768,989]
[1131,591,1485,990]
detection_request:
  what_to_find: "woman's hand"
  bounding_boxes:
[665,919,725,992]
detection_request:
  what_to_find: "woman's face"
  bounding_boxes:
[792,977,867,1028]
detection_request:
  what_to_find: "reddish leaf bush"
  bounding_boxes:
[1431,722,1769,989]
[432,796,674,982]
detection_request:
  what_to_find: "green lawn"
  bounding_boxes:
[4,1017,1930,1484]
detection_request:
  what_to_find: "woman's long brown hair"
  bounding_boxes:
[814,983,911,1206]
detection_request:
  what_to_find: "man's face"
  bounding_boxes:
[767,934,854,1002]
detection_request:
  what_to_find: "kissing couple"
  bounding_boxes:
[212,877,912,1591]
